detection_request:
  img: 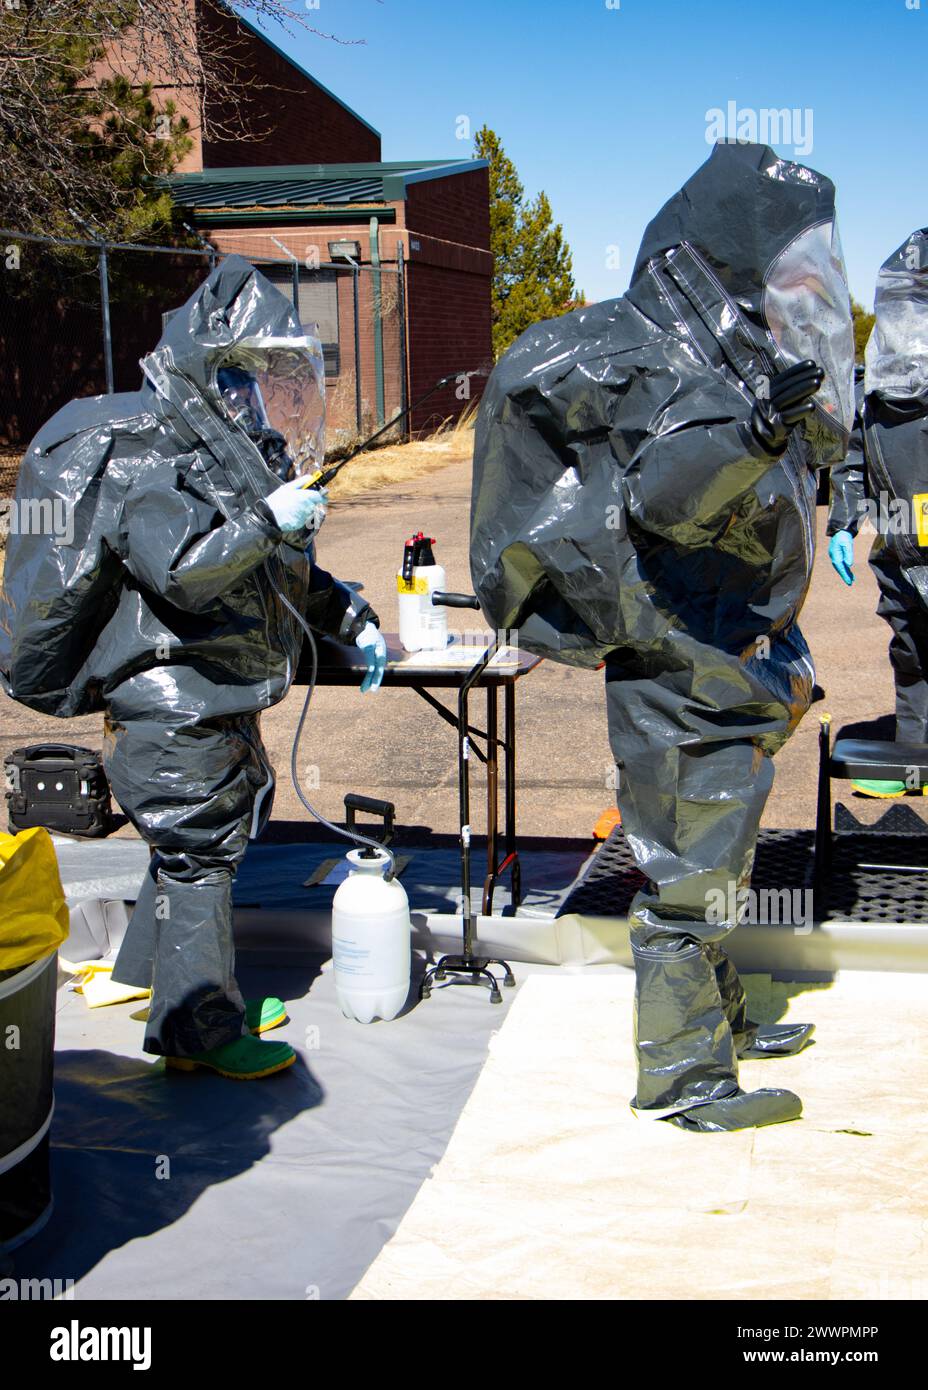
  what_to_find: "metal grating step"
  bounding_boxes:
[559,824,928,924]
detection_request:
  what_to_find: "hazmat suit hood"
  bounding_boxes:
[864,228,928,402]
[853,230,928,601]
[471,142,849,671]
[142,254,326,485]
[628,141,854,464]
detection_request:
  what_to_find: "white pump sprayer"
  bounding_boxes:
[331,847,412,1023]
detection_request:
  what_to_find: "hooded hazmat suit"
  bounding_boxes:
[0,257,376,1058]
[471,143,854,1130]
[828,230,928,746]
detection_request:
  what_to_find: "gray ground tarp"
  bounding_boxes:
[11,952,557,1300]
[2,836,581,1297]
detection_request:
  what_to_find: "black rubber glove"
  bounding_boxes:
[750,359,825,456]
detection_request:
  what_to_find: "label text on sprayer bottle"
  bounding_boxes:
[332,936,370,975]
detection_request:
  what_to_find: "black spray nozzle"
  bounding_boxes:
[402,530,436,581]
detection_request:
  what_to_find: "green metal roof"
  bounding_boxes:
[169,160,489,213]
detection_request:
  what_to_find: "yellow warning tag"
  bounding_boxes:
[397,575,429,595]
[915,494,928,547]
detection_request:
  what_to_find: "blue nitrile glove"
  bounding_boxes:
[828,530,855,586]
[266,480,327,536]
[355,621,387,693]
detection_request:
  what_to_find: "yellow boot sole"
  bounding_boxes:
[165,1051,296,1080]
[251,1006,288,1034]
[851,782,906,799]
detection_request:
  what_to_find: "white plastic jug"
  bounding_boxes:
[331,847,411,1023]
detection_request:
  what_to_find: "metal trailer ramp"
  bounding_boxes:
[544,820,928,974]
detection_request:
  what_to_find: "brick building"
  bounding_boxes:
[155,5,493,438]
[172,159,493,437]
[2,4,491,457]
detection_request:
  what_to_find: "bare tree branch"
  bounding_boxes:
[0,0,363,238]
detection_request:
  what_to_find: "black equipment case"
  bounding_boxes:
[4,744,114,838]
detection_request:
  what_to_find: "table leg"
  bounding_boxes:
[482,683,499,915]
[482,679,522,915]
[505,680,521,908]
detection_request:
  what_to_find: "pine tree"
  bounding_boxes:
[0,2,192,242]
[475,126,577,358]
[852,299,875,366]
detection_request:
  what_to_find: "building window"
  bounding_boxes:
[265,266,340,377]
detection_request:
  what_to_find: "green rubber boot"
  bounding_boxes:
[165,1035,296,1079]
[851,779,907,798]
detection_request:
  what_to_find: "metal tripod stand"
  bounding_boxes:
[419,593,515,1004]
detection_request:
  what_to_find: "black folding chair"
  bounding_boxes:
[813,714,928,914]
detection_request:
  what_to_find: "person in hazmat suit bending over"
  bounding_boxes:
[828,230,928,795]
[470,143,855,1131]
[0,257,387,1080]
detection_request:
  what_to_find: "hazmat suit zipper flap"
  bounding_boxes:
[655,246,816,583]
[659,243,771,393]
[864,414,928,571]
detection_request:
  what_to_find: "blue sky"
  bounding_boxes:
[268,0,926,307]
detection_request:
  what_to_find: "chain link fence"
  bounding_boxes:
[0,229,409,497]
[219,232,408,451]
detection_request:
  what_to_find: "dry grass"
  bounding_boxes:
[0,453,20,497]
[327,408,476,498]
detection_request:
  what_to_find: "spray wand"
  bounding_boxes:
[276,368,482,876]
[297,371,471,490]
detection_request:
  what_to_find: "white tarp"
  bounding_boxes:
[352,971,928,1301]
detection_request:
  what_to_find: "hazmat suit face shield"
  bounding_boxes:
[215,336,326,481]
[217,366,272,442]
[865,248,928,400]
[763,219,855,463]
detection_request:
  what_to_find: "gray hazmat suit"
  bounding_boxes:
[828,230,928,742]
[470,144,854,1130]
[0,257,375,1057]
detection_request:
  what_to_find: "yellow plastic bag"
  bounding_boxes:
[0,827,69,970]
[67,962,150,1009]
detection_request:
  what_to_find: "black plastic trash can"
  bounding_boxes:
[0,950,57,1250]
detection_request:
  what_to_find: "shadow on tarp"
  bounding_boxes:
[8,965,324,1290]
[7,949,512,1299]
[743,973,834,1027]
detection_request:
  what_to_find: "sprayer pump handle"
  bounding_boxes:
[431,591,480,610]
